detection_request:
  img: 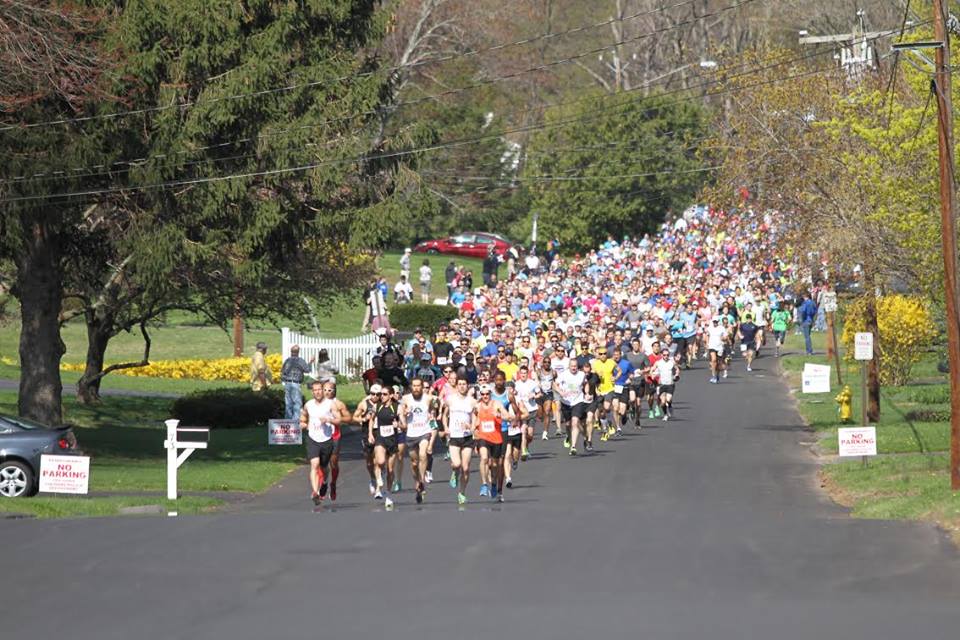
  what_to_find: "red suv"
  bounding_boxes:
[414,232,516,258]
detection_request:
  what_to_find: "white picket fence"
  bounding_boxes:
[280,328,379,379]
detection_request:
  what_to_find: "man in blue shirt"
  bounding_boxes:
[798,292,818,356]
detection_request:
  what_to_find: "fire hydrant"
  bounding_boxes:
[835,385,852,423]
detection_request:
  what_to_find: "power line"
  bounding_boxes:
[0,59,850,205]
[7,14,930,187]
[0,0,708,132]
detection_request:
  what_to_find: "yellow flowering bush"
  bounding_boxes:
[61,354,283,383]
[841,295,937,386]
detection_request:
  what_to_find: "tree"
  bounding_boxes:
[2,1,400,418]
[521,91,705,251]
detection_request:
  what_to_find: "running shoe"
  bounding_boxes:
[506,478,513,489]
[443,451,450,461]
[607,426,616,437]
[318,483,328,498]
[616,427,623,436]
[563,438,570,449]
[654,406,663,418]
[311,493,321,506]
[415,487,423,504]
[384,497,394,510]
[457,492,467,505]
[600,432,609,442]
[709,377,717,384]
[369,481,376,496]
[480,484,489,497]
[521,448,529,461]
[330,483,337,501]
[662,414,669,422]
[585,440,593,452]
[449,471,458,488]
[512,460,518,471]
[569,447,577,456]
[392,481,401,493]
[374,489,383,500]
[747,366,753,372]
[722,370,728,379]
[497,494,505,503]
[491,485,498,499]
[555,429,564,438]
[648,410,655,420]
[425,471,433,484]
[541,431,549,441]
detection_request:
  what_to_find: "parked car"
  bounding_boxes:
[0,415,80,498]
[413,232,518,259]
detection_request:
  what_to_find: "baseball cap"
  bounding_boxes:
[369,384,383,394]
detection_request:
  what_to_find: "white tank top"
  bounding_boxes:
[514,379,540,411]
[404,394,432,438]
[446,394,475,438]
[306,398,335,443]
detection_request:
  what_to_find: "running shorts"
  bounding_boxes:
[374,434,399,455]
[306,438,335,466]
[659,384,675,395]
[560,402,586,421]
[674,336,688,352]
[406,433,431,448]
[602,391,616,403]
[449,435,473,448]
[478,440,505,458]
[396,431,407,445]
[507,433,522,448]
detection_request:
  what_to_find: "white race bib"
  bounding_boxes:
[481,420,496,433]
[380,422,395,437]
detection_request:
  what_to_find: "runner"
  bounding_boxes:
[300,380,349,506]
[739,312,760,372]
[537,356,555,441]
[490,370,519,495]
[368,385,400,509]
[554,357,586,456]
[399,378,437,504]
[608,346,633,439]
[443,376,477,505]
[353,384,381,496]
[513,364,540,461]
[706,318,726,384]
[653,352,681,421]
[770,303,791,357]
[590,347,618,438]
[580,360,600,452]
[475,384,510,502]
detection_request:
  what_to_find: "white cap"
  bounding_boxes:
[369,384,383,394]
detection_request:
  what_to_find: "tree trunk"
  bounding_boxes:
[16,217,65,424]
[864,288,881,422]
[76,320,110,405]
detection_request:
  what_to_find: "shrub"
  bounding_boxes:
[841,295,937,386]
[171,387,286,429]
[389,303,458,335]
[62,354,283,383]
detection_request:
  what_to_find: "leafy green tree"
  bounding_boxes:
[522,91,706,252]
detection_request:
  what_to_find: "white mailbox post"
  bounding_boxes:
[164,419,210,500]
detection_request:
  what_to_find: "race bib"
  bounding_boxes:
[380,422,395,437]
[740,344,747,353]
[481,420,496,433]
[614,384,623,393]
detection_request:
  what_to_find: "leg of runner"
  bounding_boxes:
[394,439,406,493]
[492,445,505,501]
[568,408,581,456]
[458,443,473,504]
[328,442,340,501]
[410,437,429,504]
[709,350,718,383]
[449,443,462,491]
[584,406,595,452]
[373,444,387,501]
[384,449,397,509]
[309,455,323,505]
[365,445,377,496]
[540,397,552,441]
[425,430,437,484]
[478,444,491,497]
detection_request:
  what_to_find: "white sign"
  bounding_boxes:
[820,291,838,313]
[39,455,90,494]
[268,419,303,445]
[801,363,831,393]
[854,332,874,361]
[838,426,878,457]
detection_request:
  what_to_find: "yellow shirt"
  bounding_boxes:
[250,351,272,391]
[497,361,520,382]
[591,357,617,394]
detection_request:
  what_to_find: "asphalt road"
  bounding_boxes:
[3,357,960,639]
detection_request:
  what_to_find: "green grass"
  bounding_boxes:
[780,326,958,540]
[0,496,223,519]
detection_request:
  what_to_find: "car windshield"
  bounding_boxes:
[0,415,51,430]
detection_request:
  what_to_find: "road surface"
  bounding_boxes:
[2,358,959,639]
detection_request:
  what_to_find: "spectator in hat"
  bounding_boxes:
[400,248,412,280]
[250,341,273,392]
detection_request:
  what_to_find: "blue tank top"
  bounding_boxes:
[491,388,511,432]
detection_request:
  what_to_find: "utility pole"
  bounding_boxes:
[932,0,960,491]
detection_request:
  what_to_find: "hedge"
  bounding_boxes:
[171,387,287,429]
[389,303,459,334]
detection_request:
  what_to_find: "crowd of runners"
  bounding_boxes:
[300,205,805,509]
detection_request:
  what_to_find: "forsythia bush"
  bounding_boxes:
[841,295,937,386]
[61,354,284,383]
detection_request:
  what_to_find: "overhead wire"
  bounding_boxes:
[0,0,707,132]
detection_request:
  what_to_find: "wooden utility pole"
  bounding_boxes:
[931,0,960,490]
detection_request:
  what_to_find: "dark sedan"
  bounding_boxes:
[414,232,517,259]
[0,415,80,498]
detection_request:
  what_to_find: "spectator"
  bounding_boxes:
[250,341,272,392]
[419,258,433,303]
[280,345,313,419]
[394,274,413,304]
[798,291,818,356]
[445,259,457,303]
[399,247,411,280]
[314,348,337,384]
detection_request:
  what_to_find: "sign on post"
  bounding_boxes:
[268,419,302,445]
[802,363,832,393]
[854,332,874,361]
[838,426,878,457]
[164,419,209,503]
[820,291,838,313]
[39,455,90,494]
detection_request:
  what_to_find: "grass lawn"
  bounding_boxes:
[0,496,224,519]
[778,326,958,540]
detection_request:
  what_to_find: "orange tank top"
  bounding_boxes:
[476,403,503,443]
